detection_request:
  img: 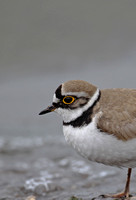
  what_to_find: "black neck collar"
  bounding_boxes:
[63,90,101,127]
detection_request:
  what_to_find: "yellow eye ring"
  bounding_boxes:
[63,96,75,104]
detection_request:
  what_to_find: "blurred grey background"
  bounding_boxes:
[1,0,136,138]
[1,1,136,199]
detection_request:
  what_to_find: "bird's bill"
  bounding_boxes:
[39,105,56,115]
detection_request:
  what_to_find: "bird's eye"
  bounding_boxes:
[63,96,75,104]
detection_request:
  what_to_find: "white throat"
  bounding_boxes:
[55,88,100,123]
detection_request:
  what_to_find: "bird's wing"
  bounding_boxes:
[97,107,136,141]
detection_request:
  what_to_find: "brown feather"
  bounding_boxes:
[62,80,97,97]
[96,89,136,141]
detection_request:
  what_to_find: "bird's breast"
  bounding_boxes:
[63,116,136,168]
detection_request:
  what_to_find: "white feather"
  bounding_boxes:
[63,114,136,168]
[53,93,59,103]
[62,91,89,98]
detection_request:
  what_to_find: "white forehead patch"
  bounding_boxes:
[53,93,59,103]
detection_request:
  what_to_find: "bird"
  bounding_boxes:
[39,80,136,198]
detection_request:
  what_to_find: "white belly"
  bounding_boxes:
[63,116,136,168]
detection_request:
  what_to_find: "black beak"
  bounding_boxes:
[39,105,56,115]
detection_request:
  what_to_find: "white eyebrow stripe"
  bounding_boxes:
[61,91,88,98]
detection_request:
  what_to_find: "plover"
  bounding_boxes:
[39,80,136,198]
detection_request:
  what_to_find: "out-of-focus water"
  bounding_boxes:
[0,133,133,200]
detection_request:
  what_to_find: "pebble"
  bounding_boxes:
[25,196,36,200]
[34,184,46,195]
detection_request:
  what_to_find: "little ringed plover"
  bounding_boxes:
[39,80,136,198]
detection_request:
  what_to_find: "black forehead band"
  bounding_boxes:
[55,85,64,99]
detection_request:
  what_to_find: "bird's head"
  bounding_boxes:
[39,80,100,123]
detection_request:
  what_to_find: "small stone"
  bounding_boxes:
[34,184,46,195]
[25,196,36,200]
[59,158,69,167]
